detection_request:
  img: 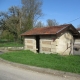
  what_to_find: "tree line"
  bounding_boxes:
[0,0,58,41]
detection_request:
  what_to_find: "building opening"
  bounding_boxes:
[36,36,40,53]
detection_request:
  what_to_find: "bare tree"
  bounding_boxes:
[21,0,43,29]
[35,21,44,27]
[46,19,59,27]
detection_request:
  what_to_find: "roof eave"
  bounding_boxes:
[21,33,56,36]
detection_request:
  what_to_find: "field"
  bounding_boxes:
[0,40,23,47]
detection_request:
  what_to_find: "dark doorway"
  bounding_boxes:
[36,36,40,53]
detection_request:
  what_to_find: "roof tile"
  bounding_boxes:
[21,24,74,36]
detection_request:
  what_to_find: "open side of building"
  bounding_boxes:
[21,24,80,55]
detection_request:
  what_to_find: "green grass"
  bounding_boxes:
[0,50,80,74]
[0,41,23,47]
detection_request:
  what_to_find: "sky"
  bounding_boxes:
[0,0,80,27]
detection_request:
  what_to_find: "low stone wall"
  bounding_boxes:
[0,47,24,51]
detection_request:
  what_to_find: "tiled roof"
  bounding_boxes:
[21,24,79,36]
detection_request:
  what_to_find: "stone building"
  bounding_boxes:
[73,27,80,55]
[21,24,79,55]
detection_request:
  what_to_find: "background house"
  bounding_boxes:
[73,28,80,55]
[21,24,79,55]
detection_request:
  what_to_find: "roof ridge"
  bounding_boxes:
[56,25,68,34]
[59,24,72,26]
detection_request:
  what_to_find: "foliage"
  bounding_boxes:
[0,0,43,41]
[1,30,15,41]
[0,50,80,74]
[0,7,22,40]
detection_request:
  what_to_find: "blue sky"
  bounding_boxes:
[0,0,80,27]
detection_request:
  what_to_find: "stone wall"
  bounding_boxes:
[40,36,56,54]
[0,47,23,52]
[56,32,74,55]
[75,39,80,44]
[24,36,36,52]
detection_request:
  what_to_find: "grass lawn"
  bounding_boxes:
[0,41,23,47]
[0,50,80,74]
